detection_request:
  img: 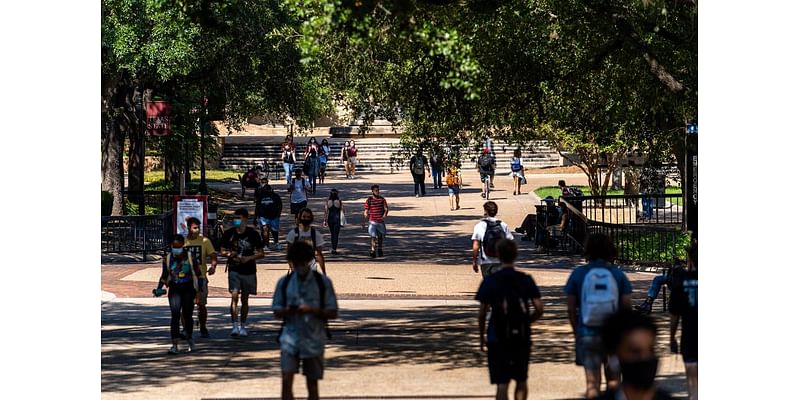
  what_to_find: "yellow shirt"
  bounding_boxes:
[184,236,216,278]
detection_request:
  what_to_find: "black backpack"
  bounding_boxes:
[482,219,505,258]
[292,227,317,249]
[491,271,532,345]
[479,154,494,171]
[412,156,425,174]
[276,270,332,343]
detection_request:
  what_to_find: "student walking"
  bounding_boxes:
[281,135,297,185]
[255,180,283,251]
[472,201,514,277]
[362,184,389,258]
[510,149,525,196]
[446,165,462,211]
[319,139,331,184]
[154,234,201,354]
[564,233,633,399]
[410,150,428,197]
[285,208,327,275]
[476,239,544,400]
[669,241,698,400]
[220,208,265,338]
[273,241,339,400]
[289,169,312,217]
[183,217,218,338]
[322,189,345,255]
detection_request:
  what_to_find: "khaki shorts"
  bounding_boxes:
[281,351,324,380]
[228,271,257,295]
[196,278,208,305]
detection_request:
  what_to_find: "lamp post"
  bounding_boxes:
[685,123,698,239]
[136,89,146,216]
[199,96,208,194]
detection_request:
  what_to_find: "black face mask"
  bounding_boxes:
[299,219,312,226]
[620,357,659,390]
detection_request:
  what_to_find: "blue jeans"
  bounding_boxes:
[431,168,442,188]
[283,162,294,184]
[647,275,668,298]
[641,196,653,219]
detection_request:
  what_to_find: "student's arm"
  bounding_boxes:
[158,259,169,287]
[530,298,545,323]
[383,199,389,218]
[323,201,330,227]
[670,314,680,352]
[620,293,632,309]
[472,240,481,273]
[567,294,578,336]
[479,303,489,351]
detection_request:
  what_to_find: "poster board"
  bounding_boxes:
[174,195,208,237]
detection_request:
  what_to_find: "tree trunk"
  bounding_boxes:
[101,74,124,215]
[127,87,145,198]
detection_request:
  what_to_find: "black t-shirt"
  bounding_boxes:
[220,227,263,275]
[255,189,282,219]
[475,268,541,343]
[669,269,698,343]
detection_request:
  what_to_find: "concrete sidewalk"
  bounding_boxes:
[102,170,689,399]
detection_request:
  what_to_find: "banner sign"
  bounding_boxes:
[174,196,208,237]
[146,100,172,136]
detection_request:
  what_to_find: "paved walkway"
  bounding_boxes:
[102,170,689,399]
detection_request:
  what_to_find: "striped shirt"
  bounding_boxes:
[364,196,388,223]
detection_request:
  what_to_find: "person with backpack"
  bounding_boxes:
[668,241,698,400]
[282,135,297,185]
[475,239,544,400]
[346,140,359,179]
[409,150,429,197]
[289,169,312,217]
[303,138,321,194]
[318,139,331,184]
[472,201,514,277]
[322,189,345,255]
[183,217,218,339]
[477,147,496,199]
[362,184,389,258]
[429,149,444,189]
[220,208,265,338]
[255,179,283,251]
[564,233,633,399]
[272,240,339,400]
[285,208,327,275]
[510,149,525,196]
[154,234,202,354]
[446,165,463,211]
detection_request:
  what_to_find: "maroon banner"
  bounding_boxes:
[146,100,172,136]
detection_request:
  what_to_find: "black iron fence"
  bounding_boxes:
[101,211,174,259]
[561,193,684,225]
[123,190,178,215]
[548,193,688,265]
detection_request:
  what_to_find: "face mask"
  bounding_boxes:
[620,357,659,390]
[232,219,242,227]
[299,218,312,226]
[171,248,184,256]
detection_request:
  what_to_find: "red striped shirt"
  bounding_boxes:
[364,196,387,223]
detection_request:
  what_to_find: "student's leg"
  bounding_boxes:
[686,362,698,400]
[181,287,195,338]
[584,367,601,399]
[604,358,620,392]
[169,289,183,340]
[281,372,295,400]
[230,291,240,324]
[240,291,250,325]
[330,223,340,251]
[449,193,455,210]
[513,380,528,400]
[306,377,319,400]
[495,383,509,400]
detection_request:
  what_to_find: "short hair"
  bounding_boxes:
[186,217,201,228]
[558,180,567,187]
[583,233,617,261]
[371,184,380,190]
[483,201,498,217]
[496,239,518,264]
[287,240,316,266]
[602,310,657,355]
[234,208,249,218]
[171,234,185,244]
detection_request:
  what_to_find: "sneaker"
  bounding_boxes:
[370,250,376,258]
[200,328,209,338]
[377,248,384,257]
[635,300,652,314]
[187,339,196,352]
[239,326,248,337]
[168,345,179,355]
[274,243,284,251]
[231,326,240,337]
[490,183,495,188]
[415,194,420,198]
[514,227,525,233]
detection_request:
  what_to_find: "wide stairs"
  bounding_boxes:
[218,136,562,174]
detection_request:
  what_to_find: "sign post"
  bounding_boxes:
[174,195,208,237]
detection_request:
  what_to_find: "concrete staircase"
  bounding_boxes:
[218,136,561,174]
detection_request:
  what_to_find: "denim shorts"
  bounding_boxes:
[281,351,324,380]
[448,186,460,195]
[258,217,280,231]
[575,335,605,369]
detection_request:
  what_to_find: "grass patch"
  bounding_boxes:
[534,186,682,203]
[144,170,242,190]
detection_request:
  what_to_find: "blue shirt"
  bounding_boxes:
[564,259,632,337]
[272,271,338,358]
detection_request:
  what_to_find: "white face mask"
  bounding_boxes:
[171,248,184,256]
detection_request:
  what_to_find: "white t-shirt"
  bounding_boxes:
[285,226,326,271]
[471,217,514,265]
[289,177,311,204]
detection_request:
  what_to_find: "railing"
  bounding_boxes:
[546,193,687,265]
[123,190,178,215]
[101,212,174,259]
[561,193,684,225]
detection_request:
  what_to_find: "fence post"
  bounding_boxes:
[141,218,147,261]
